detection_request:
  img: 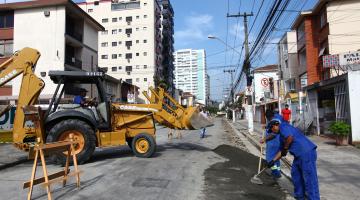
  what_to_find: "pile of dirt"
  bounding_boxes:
[203,144,286,200]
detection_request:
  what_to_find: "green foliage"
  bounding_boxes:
[328,121,351,136]
[205,106,219,114]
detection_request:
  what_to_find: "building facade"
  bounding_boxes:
[0,0,105,99]
[173,49,209,105]
[279,0,360,143]
[78,0,167,102]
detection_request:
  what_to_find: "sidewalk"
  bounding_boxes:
[230,119,360,200]
[0,144,28,170]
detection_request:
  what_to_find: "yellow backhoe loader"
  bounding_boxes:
[0,47,212,164]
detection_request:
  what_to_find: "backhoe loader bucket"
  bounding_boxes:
[142,87,213,130]
[181,107,213,130]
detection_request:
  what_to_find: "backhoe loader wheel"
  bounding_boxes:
[132,133,156,158]
[46,119,96,165]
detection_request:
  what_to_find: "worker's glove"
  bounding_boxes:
[281,149,288,157]
[266,160,275,168]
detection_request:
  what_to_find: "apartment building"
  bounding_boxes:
[173,49,209,105]
[0,0,105,99]
[78,0,165,102]
[286,0,360,142]
[159,0,175,95]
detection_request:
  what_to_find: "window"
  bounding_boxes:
[144,78,147,82]
[88,9,93,13]
[101,30,108,35]
[0,40,13,57]
[112,54,117,59]
[125,41,132,47]
[112,29,117,34]
[118,29,122,32]
[136,78,139,82]
[126,16,133,24]
[144,65,147,69]
[127,72,131,75]
[136,65,140,69]
[144,3,147,6]
[136,40,139,44]
[0,12,14,28]
[136,16,139,19]
[136,53,139,56]
[126,66,132,72]
[118,41,122,45]
[144,15,147,18]
[112,67,117,72]
[112,42,117,47]
[136,27,139,31]
[112,2,140,11]
[299,49,307,67]
[126,53,132,59]
[101,42,108,47]
[300,73,308,88]
[112,18,117,22]
[125,79,132,84]
[94,1,99,5]
[118,54,122,57]
[125,28,132,34]
[143,27,147,30]
[118,66,122,70]
[119,17,122,20]
[143,52,147,56]
[102,18,108,23]
[101,55,108,59]
[143,39,147,43]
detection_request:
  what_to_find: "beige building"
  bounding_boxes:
[78,0,163,102]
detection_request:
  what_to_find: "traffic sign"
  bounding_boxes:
[261,78,269,87]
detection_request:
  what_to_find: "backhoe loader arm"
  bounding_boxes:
[0,48,45,149]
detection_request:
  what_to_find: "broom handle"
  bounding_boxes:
[258,128,266,173]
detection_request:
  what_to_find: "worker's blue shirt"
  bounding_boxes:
[265,114,284,161]
[279,123,317,158]
[73,95,85,104]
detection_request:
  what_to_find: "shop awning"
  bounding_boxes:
[285,92,299,101]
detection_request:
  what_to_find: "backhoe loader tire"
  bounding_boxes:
[126,137,133,149]
[132,133,156,158]
[46,119,96,165]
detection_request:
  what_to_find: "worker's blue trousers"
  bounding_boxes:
[270,160,281,178]
[291,149,320,200]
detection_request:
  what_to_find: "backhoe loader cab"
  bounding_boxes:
[45,71,157,164]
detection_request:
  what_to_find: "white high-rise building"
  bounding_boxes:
[173,49,209,105]
[78,0,163,102]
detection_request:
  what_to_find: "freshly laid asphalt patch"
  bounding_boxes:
[203,144,286,200]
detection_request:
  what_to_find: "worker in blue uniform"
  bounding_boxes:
[266,119,319,200]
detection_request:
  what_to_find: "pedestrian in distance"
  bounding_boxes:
[266,119,320,200]
[199,108,207,138]
[281,104,292,123]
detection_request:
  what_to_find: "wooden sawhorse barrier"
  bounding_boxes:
[23,135,81,200]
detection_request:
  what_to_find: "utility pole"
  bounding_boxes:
[224,69,235,122]
[227,12,254,133]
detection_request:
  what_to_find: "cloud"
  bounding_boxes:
[175,14,214,44]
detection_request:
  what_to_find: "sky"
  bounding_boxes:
[1,0,318,102]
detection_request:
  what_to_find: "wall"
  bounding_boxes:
[12,6,66,96]
[347,70,360,143]
[253,71,278,103]
[328,0,360,54]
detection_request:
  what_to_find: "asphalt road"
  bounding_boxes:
[0,118,288,200]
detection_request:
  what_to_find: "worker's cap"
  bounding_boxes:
[268,119,281,128]
[79,88,88,92]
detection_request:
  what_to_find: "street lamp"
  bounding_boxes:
[208,35,240,122]
[207,35,242,56]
